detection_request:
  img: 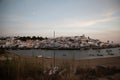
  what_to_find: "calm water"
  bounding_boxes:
[10,47,120,60]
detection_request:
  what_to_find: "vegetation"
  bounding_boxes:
[0,52,120,80]
[0,48,5,55]
[17,36,47,41]
[0,54,44,80]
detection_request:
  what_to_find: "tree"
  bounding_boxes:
[26,36,31,40]
[107,40,109,43]
[31,36,36,40]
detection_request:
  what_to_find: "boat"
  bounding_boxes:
[37,55,43,58]
[108,53,114,55]
[89,54,94,56]
[97,54,103,56]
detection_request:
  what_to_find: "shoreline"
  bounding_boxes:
[1,46,120,50]
[46,56,120,68]
[79,55,120,60]
[11,52,120,68]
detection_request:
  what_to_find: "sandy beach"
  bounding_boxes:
[34,56,120,68]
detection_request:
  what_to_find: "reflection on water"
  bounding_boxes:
[10,47,120,60]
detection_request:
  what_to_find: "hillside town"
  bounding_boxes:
[0,35,119,50]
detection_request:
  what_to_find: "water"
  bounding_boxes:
[10,47,120,60]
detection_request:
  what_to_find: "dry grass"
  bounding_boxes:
[0,50,120,80]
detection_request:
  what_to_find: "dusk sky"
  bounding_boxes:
[0,0,120,43]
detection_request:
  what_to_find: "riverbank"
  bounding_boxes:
[0,51,120,80]
[2,50,120,68]
[1,50,120,69]
[1,46,120,50]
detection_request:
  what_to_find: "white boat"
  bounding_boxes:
[37,55,43,58]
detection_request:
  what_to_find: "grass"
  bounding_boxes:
[0,50,44,80]
[0,50,120,80]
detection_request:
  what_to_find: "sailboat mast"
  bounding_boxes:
[54,31,55,39]
[53,31,55,67]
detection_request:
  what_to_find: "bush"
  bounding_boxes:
[0,48,6,55]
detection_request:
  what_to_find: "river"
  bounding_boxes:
[9,47,120,60]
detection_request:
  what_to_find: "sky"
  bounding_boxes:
[0,0,120,43]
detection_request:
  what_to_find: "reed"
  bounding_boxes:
[0,52,120,80]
